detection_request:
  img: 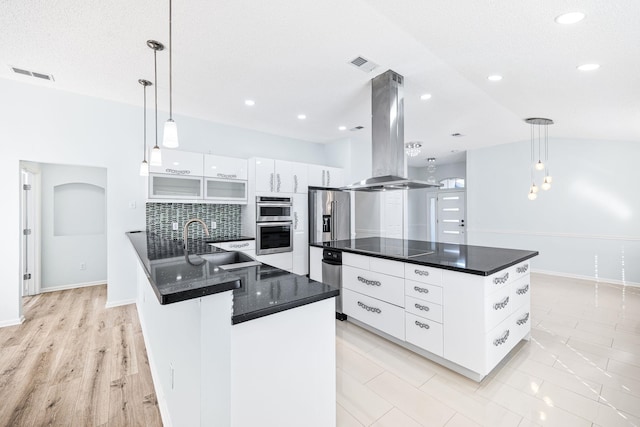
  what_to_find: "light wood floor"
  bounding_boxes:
[0,285,162,427]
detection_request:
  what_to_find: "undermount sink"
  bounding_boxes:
[199,251,261,270]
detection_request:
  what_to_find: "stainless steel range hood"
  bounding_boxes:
[342,70,440,192]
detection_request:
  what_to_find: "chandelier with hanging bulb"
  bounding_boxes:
[405,142,422,157]
[525,118,554,200]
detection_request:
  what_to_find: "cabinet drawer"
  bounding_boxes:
[512,260,532,281]
[343,266,404,307]
[512,307,532,344]
[485,265,516,294]
[210,240,255,251]
[511,276,531,310]
[405,296,443,323]
[405,312,443,356]
[404,280,442,305]
[370,257,404,278]
[486,316,516,370]
[485,284,513,332]
[343,289,405,340]
[405,264,443,286]
[342,253,370,270]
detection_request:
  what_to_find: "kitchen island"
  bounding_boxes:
[310,237,538,381]
[128,231,338,427]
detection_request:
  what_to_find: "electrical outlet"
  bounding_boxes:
[211,221,217,229]
[172,222,179,231]
[80,263,86,270]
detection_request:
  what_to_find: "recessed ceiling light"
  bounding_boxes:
[577,63,600,71]
[555,12,585,24]
[420,93,432,100]
[297,114,306,120]
[338,126,346,131]
[244,99,255,106]
[487,75,503,82]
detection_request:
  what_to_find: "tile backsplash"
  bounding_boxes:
[146,203,243,241]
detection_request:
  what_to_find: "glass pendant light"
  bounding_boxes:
[404,142,422,157]
[528,188,537,200]
[162,0,179,148]
[148,40,165,166]
[138,79,152,176]
[525,117,554,199]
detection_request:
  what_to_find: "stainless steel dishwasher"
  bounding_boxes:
[322,249,346,321]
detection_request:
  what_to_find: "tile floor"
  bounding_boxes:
[336,273,640,427]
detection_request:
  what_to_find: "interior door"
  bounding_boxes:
[437,191,466,244]
[21,169,37,296]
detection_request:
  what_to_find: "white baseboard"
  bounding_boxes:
[105,298,137,308]
[40,280,106,293]
[532,269,640,288]
[0,315,25,328]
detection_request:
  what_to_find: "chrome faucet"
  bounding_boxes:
[183,218,210,261]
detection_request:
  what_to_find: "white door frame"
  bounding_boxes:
[20,166,41,296]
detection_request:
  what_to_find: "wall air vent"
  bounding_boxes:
[349,56,378,73]
[350,126,365,131]
[9,66,54,81]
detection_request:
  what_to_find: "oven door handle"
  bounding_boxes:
[257,221,292,227]
[257,203,292,207]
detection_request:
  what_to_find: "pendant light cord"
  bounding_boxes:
[530,123,534,182]
[169,0,173,120]
[143,84,147,160]
[154,48,159,148]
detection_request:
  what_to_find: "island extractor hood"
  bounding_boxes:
[342,70,440,192]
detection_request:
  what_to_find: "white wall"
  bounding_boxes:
[0,78,330,325]
[467,138,640,285]
[40,163,107,290]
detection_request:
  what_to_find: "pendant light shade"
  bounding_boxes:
[525,117,554,200]
[138,79,152,176]
[162,0,179,148]
[148,40,165,166]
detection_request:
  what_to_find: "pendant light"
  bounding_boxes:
[525,117,554,200]
[405,142,422,157]
[162,0,179,148]
[147,40,165,166]
[138,79,152,176]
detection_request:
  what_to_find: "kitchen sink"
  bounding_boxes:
[199,251,261,270]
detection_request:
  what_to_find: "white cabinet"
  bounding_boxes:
[149,173,204,200]
[309,246,323,282]
[149,149,204,176]
[308,165,344,188]
[292,163,308,193]
[252,158,297,193]
[292,194,308,275]
[343,288,405,340]
[204,178,247,204]
[204,155,247,180]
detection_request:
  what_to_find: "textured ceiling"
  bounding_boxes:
[1,0,638,166]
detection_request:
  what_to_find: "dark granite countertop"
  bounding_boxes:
[205,236,254,243]
[311,237,538,276]
[127,231,338,324]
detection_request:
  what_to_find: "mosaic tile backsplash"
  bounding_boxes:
[146,203,243,241]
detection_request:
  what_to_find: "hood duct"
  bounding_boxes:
[342,70,440,191]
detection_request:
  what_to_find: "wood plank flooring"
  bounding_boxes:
[0,285,162,427]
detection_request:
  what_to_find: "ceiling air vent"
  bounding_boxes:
[9,66,54,81]
[349,56,378,73]
[350,126,365,131]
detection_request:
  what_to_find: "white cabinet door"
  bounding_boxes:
[274,160,294,193]
[254,158,275,193]
[307,164,326,187]
[204,178,247,204]
[292,231,308,275]
[324,166,344,188]
[149,150,204,176]
[292,163,308,193]
[204,155,247,179]
[292,194,307,233]
[309,246,323,282]
[149,174,203,200]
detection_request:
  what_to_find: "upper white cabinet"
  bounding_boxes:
[149,174,203,200]
[308,165,344,188]
[149,150,204,176]
[291,163,308,194]
[204,155,247,180]
[252,158,308,194]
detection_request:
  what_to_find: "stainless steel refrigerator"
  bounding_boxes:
[308,187,351,244]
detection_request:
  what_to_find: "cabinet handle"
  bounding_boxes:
[493,296,509,310]
[414,320,430,329]
[493,330,510,346]
[493,272,509,285]
[327,170,331,186]
[414,303,430,312]
[294,212,299,230]
[357,276,381,287]
[322,170,326,186]
[270,173,274,192]
[516,312,530,326]
[276,174,281,192]
[413,286,429,294]
[294,175,298,193]
[357,301,381,314]
[216,173,237,179]
[414,269,429,277]
[516,264,529,274]
[516,284,529,295]
[230,242,250,249]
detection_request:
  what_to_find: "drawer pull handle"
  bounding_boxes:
[516,312,530,326]
[357,301,381,314]
[493,330,510,346]
[414,303,430,312]
[357,276,381,287]
[493,272,509,285]
[493,296,509,310]
[216,173,237,179]
[414,269,430,277]
[415,320,430,330]
[516,264,529,274]
[229,242,250,248]
[413,286,429,294]
[516,284,529,295]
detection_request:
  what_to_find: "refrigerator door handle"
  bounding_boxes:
[333,201,338,241]
[330,201,336,240]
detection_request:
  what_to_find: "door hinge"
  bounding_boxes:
[23,229,32,235]
[23,273,32,280]
[23,184,31,191]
